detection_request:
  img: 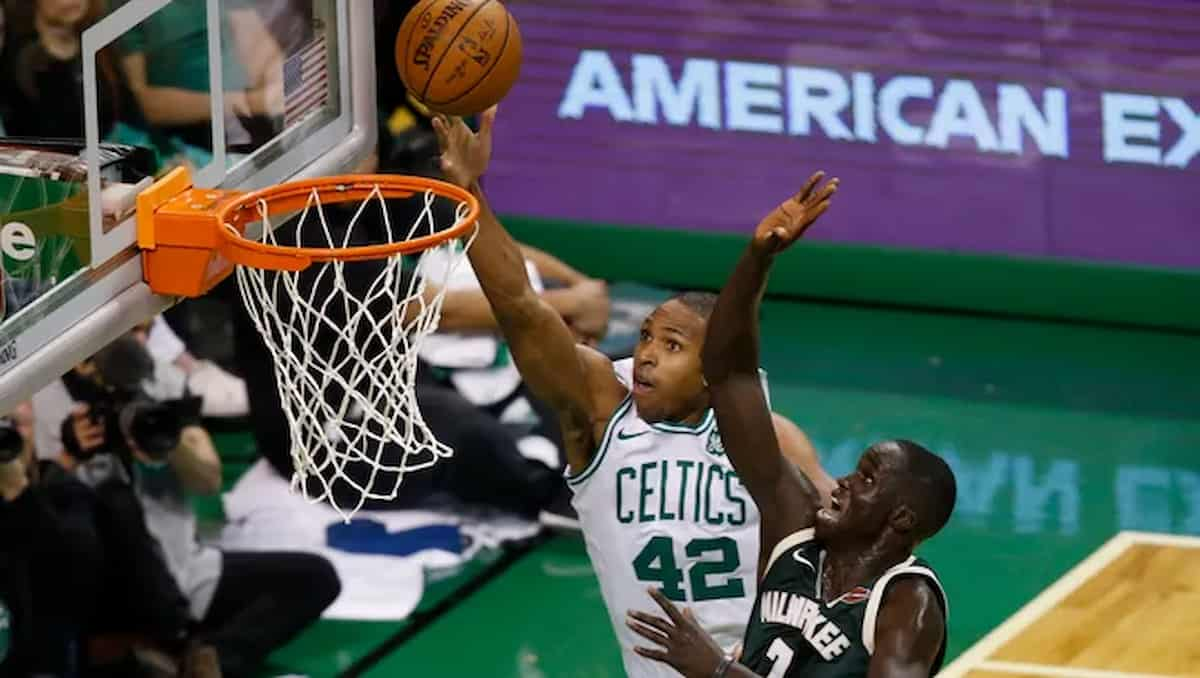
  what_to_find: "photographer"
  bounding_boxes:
[41,329,340,678]
[0,406,109,677]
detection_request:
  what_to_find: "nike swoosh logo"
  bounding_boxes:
[617,429,650,440]
[793,552,816,570]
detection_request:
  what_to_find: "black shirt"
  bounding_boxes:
[2,36,118,138]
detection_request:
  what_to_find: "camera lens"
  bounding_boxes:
[122,401,183,458]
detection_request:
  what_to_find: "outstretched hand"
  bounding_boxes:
[627,588,728,678]
[431,105,498,188]
[753,171,839,255]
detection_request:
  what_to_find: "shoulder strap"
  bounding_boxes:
[565,395,632,487]
[862,558,947,655]
[764,527,817,574]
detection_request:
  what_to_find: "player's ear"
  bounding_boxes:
[889,504,917,533]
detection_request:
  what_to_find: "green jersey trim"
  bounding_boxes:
[650,408,715,434]
[566,396,633,487]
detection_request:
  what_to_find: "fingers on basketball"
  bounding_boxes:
[480,105,498,136]
[431,115,449,146]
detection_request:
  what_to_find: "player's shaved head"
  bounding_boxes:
[665,291,718,321]
[892,440,957,542]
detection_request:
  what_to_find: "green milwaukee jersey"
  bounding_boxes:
[740,528,947,678]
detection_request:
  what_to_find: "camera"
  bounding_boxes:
[60,335,202,461]
[83,396,199,460]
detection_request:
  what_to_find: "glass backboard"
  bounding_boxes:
[0,0,376,413]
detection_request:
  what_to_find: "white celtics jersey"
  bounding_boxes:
[568,359,763,677]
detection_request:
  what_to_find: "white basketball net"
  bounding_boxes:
[232,184,477,521]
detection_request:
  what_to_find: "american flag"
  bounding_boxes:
[283,31,329,128]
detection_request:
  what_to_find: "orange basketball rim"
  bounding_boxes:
[136,167,480,297]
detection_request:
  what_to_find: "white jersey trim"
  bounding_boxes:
[861,558,947,655]
[566,396,632,487]
[764,527,817,575]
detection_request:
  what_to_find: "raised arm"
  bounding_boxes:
[433,109,625,472]
[773,412,836,507]
[702,172,838,575]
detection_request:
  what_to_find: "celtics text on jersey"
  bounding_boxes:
[569,358,763,678]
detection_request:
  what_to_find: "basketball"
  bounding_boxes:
[395,0,523,117]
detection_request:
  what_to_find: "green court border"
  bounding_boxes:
[501,216,1200,334]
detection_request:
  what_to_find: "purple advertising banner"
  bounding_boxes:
[487,0,1200,270]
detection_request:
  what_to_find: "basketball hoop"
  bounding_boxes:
[137,167,480,520]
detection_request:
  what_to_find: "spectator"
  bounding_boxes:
[0,401,199,677]
[41,330,341,678]
[115,0,284,156]
[1,0,123,138]
[0,407,90,677]
[254,0,314,54]
[144,316,249,419]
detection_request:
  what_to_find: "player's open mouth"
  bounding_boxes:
[823,492,846,519]
[632,374,655,394]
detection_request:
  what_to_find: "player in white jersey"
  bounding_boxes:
[572,357,826,673]
[433,109,834,676]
